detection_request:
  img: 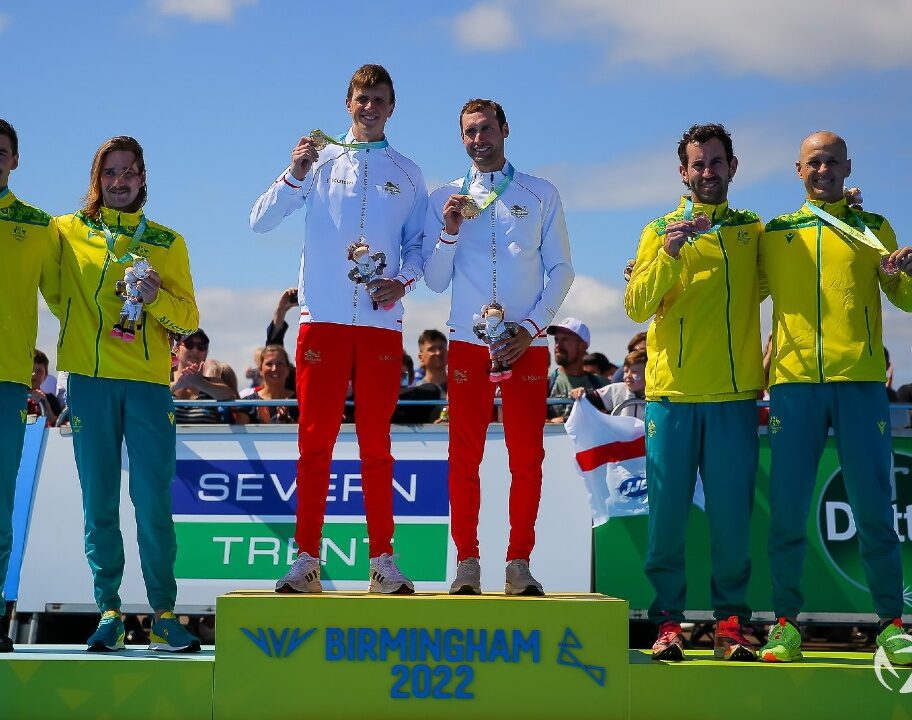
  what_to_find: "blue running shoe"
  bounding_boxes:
[87,610,125,652]
[149,612,201,653]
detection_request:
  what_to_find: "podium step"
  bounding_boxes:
[0,645,214,720]
[629,649,912,719]
[215,591,630,720]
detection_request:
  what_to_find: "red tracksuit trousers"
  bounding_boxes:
[446,340,548,562]
[294,322,402,559]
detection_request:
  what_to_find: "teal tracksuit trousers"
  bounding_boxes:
[67,374,178,612]
[768,381,902,619]
[644,398,758,625]
[0,382,28,617]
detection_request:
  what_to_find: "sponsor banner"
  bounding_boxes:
[817,449,912,600]
[175,522,448,581]
[596,438,912,618]
[214,592,629,720]
[172,459,449,517]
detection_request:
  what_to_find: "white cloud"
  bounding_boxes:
[0,15,9,32]
[149,0,257,22]
[453,4,520,51]
[537,122,797,211]
[491,0,912,78]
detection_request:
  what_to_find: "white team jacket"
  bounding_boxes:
[422,162,574,345]
[250,131,427,331]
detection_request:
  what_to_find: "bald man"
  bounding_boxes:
[758,131,912,665]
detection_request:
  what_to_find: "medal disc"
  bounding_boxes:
[461,199,480,220]
[881,256,899,275]
[309,129,328,151]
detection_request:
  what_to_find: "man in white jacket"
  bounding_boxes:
[250,64,427,595]
[423,99,574,595]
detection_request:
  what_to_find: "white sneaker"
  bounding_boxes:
[275,552,322,593]
[369,553,415,594]
[504,559,544,596]
[449,558,482,595]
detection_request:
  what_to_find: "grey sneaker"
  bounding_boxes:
[275,552,322,593]
[369,553,415,594]
[449,558,482,595]
[504,559,545,596]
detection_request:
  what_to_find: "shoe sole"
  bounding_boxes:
[149,641,202,653]
[449,585,482,595]
[504,584,545,596]
[87,641,125,652]
[760,649,803,663]
[652,644,685,661]
[715,644,757,661]
[369,583,416,594]
[275,582,322,594]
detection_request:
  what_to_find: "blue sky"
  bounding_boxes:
[5,0,912,386]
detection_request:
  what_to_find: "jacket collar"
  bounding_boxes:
[676,195,729,222]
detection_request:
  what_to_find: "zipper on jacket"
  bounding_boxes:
[58,298,72,349]
[677,318,684,368]
[815,222,824,383]
[864,306,872,356]
[141,310,149,360]
[92,255,112,377]
[718,232,739,393]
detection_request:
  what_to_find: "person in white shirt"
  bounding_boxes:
[423,99,574,596]
[250,64,427,595]
[570,349,647,419]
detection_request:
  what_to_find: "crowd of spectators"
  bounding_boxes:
[28,289,912,429]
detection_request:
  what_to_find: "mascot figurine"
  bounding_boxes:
[347,240,390,310]
[110,257,152,343]
[472,302,519,382]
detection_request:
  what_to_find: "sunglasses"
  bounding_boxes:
[183,340,209,351]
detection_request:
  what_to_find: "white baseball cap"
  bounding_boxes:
[546,317,591,347]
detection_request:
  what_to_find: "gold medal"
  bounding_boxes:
[460,198,480,220]
[309,129,329,151]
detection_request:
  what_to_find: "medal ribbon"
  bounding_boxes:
[461,163,515,214]
[683,198,725,234]
[804,201,887,254]
[102,215,147,264]
[314,129,389,151]
[0,188,9,200]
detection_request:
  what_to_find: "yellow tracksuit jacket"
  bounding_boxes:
[625,196,764,402]
[760,197,912,387]
[0,189,60,387]
[54,207,199,385]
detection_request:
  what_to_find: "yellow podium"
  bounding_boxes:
[214,591,630,720]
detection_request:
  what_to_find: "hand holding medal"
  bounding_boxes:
[442,193,470,235]
[882,246,912,277]
[290,134,322,180]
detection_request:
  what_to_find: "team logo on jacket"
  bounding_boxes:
[168,411,175,425]
[737,229,750,244]
[19,409,27,423]
[381,181,400,196]
[879,420,887,435]
[769,416,781,434]
[453,369,468,384]
[12,225,27,241]
[647,419,656,438]
[304,350,322,365]
[71,416,83,433]
[510,205,529,218]
[785,232,796,244]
